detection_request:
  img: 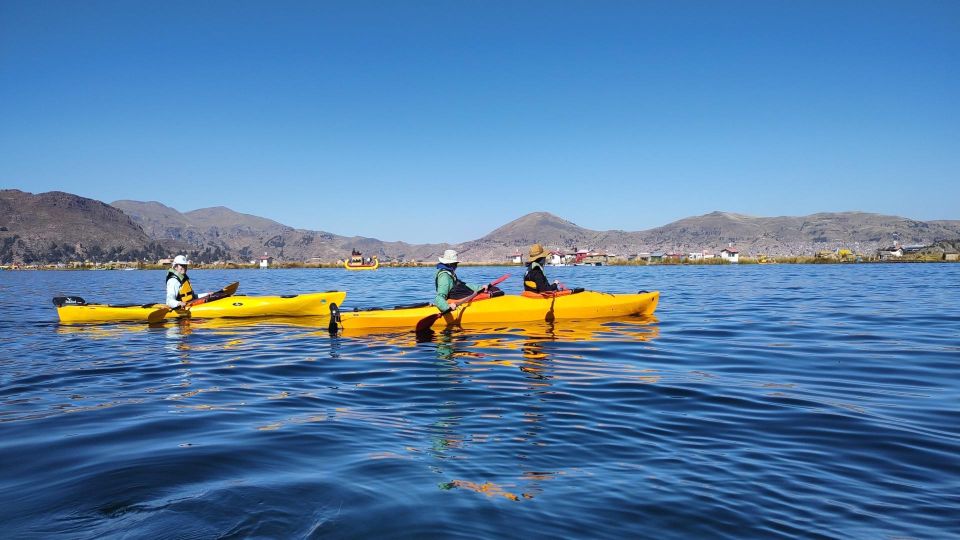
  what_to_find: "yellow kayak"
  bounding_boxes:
[330,290,659,332]
[55,291,347,324]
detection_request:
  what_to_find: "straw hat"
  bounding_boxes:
[528,244,546,260]
[438,249,459,264]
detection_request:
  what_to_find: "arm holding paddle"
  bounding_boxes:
[435,274,487,313]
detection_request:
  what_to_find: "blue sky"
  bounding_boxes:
[1,1,957,243]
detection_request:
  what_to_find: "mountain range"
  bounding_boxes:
[3,189,960,264]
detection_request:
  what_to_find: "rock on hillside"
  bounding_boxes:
[0,190,167,264]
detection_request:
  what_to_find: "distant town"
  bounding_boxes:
[4,240,957,271]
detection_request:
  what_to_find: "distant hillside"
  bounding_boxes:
[634,211,960,256]
[465,210,960,259]
[111,200,449,263]
[3,189,959,264]
[0,190,168,264]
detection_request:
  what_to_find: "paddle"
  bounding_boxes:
[147,281,239,323]
[415,274,510,333]
[187,281,239,307]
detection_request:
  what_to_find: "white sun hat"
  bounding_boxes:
[173,255,190,266]
[438,249,459,264]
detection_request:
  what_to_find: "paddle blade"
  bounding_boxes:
[415,313,442,333]
[328,303,342,335]
[147,306,172,324]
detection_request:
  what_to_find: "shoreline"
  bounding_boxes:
[3,258,956,271]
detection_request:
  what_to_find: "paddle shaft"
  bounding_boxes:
[448,273,510,308]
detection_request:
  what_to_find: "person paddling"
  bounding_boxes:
[435,249,498,314]
[165,255,209,309]
[523,244,563,293]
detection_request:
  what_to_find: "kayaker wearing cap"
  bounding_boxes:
[165,255,209,309]
[435,249,486,314]
[524,243,562,293]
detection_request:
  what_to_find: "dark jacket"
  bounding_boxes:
[523,259,559,293]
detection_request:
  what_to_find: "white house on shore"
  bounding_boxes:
[720,247,740,263]
[548,251,567,266]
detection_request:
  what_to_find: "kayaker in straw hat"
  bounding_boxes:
[435,249,497,314]
[523,243,563,293]
[165,255,210,309]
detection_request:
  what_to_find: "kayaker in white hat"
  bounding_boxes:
[165,255,209,309]
[435,249,498,314]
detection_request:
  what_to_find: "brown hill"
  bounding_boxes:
[5,189,959,264]
[110,200,450,263]
[462,210,960,259]
[0,190,168,264]
[633,211,960,256]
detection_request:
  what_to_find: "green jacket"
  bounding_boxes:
[435,269,481,312]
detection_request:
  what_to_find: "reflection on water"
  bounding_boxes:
[4,265,960,538]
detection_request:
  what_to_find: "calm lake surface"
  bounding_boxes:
[2,264,958,539]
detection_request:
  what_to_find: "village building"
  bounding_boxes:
[877,246,903,260]
[258,255,274,268]
[574,249,609,265]
[720,247,740,263]
[547,250,567,266]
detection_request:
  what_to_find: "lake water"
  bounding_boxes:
[1,264,958,539]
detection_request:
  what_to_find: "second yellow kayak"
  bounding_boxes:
[330,290,659,331]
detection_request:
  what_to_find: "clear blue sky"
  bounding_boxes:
[1,1,957,243]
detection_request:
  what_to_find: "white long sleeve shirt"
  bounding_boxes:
[165,276,184,308]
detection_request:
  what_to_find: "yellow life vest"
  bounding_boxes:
[167,270,197,303]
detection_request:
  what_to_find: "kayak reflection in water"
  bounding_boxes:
[434,249,501,314]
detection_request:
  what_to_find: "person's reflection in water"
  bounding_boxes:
[417,328,468,458]
[435,330,456,362]
[520,339,551,380]
[515,329,556,500]
[160,318,193,360]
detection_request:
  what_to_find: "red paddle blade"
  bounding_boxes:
[489,274,510,287]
